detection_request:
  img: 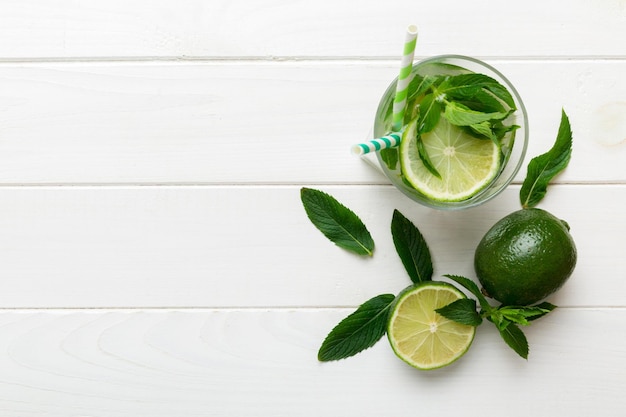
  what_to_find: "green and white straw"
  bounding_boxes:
[351,25,418,156]
[392,24,418,132]
[351,132,401,155]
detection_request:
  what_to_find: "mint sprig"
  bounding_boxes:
[520,109,572,208]
[318,294,395,361]
[300,188,375,256]
[439,274,556,359]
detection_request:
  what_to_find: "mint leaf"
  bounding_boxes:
[407,74,440,102]
[436,298,482,326]
[300,188,374,256]
[527,302,557,322]
[318,294,395,361]
[416,133,442,179]
[455,90,507,113]
[379,147,398,170]
[443,274,492,312]
[469,121,497,142]
[412,93,443,178]
[492,121,520,141]
[444,101,508,127]
[439,73,515,109]
[489,310,508,331]
[417,93,442,134]
[520,109,573,208]
[498,322,529,359]
[391,210,433,284]
[498,306,553,326]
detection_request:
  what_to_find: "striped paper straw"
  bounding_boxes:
[391,24,418,131]
[351,132,402,155]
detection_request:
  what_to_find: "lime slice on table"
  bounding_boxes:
[387,282,476,370]
[400,117,501,202]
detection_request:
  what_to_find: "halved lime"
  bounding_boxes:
[387,282,475,370]
[400,117,501,202]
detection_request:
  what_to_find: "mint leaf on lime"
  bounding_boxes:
[412,93,444,179]
[391,209,433,283]
[318,294,395,361]
[520,109,573,208]
[417,93,442,134]
[416,132,442,179]
[300,188,375,256]
[443,274,492,312]
[435,298,482,326]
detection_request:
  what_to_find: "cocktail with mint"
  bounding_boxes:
[372,55,528,210]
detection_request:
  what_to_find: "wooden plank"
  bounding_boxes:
[0,61,623,184]
[0,307,623,416]
[0,1,624,58]
[0,184,619,308]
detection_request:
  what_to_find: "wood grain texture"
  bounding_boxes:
[0,0,624,58]
[0,308,623,416]
[0,61,624,184]
[0,184,621,308]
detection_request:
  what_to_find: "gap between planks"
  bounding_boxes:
[0,56,623,65]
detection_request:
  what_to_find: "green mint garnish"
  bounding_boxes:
[439,73,515,109]
[435,298,482,326]
[407,74,440,103]
[413,93,444,178]
[520,109,573,208]
[416,93,443,133]
[498,305,555,326]
[416,132,442,179]
[443,274,491,311]
[443,101,508,127]
[390,209,433,283]
[498,322,529,359]
[318,294,395,361]
[300,188,375,256]
[379,147,399,170]
[526,302,558,321]
[401,72,518,175]
[439,274,557,360]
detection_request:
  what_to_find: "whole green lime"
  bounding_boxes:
[474,208,577,306]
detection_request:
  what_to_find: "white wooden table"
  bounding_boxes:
[0,1,624,415]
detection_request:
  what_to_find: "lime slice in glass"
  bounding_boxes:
[400,117,501,202]
[387,282,476,370]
